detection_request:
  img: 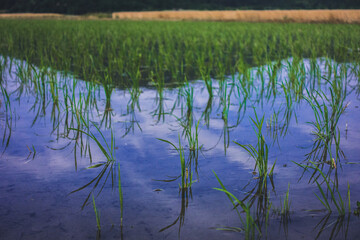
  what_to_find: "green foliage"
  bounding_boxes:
[157,135,197,189]
[92,194,101,230]
[294,161,351,216]
[0,20,359,90]
[280,183,291,216]
[213,171,261,239]
[118,164,124,227]
[234,110,275,177]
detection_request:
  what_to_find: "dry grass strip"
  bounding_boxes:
[112,10,360,23]
[0,13,65,19]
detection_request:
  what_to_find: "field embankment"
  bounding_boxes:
[112,10,360,23]
[0,13,66,19]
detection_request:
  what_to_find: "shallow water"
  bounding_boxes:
[0,57,360,239]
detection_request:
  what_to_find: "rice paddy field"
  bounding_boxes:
[0,19,360,239]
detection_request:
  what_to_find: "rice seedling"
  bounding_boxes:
[92,194,101,230]
[199,58,213,98]
[265,60,282,98]
[118,164,123,227]
[218,79,232,122]
[183,80,194,125]
[239,173,274,232]
[304,77,348,167]
[72,118,116,163]
[69,118,118,208]
[0,83,12,120]
[0,81,13,154]
[213,171,261,239]
[201,95,213,128]
[280,183,291,216]
[234,110,275,177]
[26,144,37,160]
[157,135,197,189]
[294,161,351,216]
[150,70,166,123]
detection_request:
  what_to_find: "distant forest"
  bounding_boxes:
[1,0,360,14]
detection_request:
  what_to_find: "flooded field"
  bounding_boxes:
[0,20,360,239]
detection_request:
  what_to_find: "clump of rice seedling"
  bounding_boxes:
[234,110,275,177]
[294,161,351,216]
[304,78,348,165]
[157,135,197,189]
[213,171,261,239]
[280,183,291,216]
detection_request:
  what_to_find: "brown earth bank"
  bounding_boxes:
[112,10,360,23]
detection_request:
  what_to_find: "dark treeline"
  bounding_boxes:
[1,0,360,14]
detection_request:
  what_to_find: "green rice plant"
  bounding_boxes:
[150,69,166,123]
[278,183,291,239]
[118,164,123,227]
[73,118,116,164]
[2,20,359,89]
[66,89,95,162]
[69,117,118,208]
[213,171,261,239]
[183,80,194,124]
[1,113,12,155]
[184,119,202,153]
[0,83,12,120]
[218,79,232,121]
[26,144,37,158]
[199,62,213,98]
[294,161,350,216]
[0,58,4,83]
[48,70,59,107]
[201,95,213,128]
[280,183,291,216]
[157,135,196,189]
[265,60,282,98]
[304,78,348,167]
[239,173,274,232]
[234,110,275,177]
[0,74,13,153]
[266,109,282,142]
[92,194,101,230]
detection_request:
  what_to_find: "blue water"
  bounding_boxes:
[0,57,360,239]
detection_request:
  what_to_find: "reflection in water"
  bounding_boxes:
[71,161,116,209]
[301,76,348,185]
[0,56,360,239]
[100,80,114,129]
[241,175,274,236]
[0,83,13,154]
[314,214,351,240]
[159,187,192,238]
[202,95,213,128]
